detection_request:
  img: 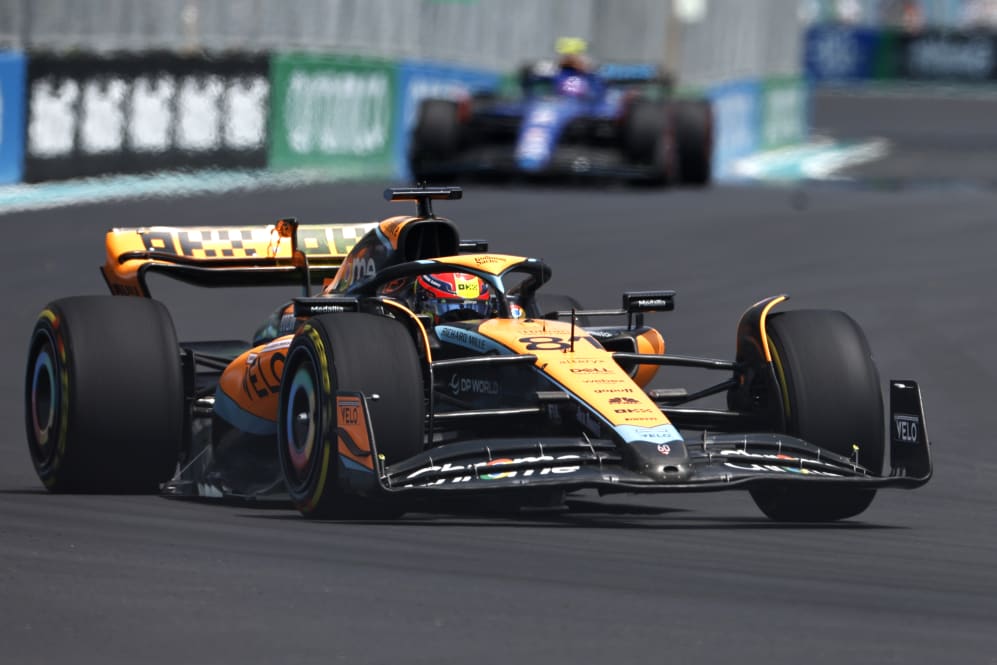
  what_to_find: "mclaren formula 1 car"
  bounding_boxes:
[409,61,713,187]
[25,187,931,521]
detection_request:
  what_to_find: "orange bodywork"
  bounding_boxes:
[336,395,375,471]
[632,326,665,387]
[477,318,674,430]
[432,254,529,276]
[376,215,420,250]
[217,336,294,427]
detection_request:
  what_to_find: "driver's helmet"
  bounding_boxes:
[413,272,493,324]
[554,36,594,98]
[555,37,594,74]
[558,52,593,75]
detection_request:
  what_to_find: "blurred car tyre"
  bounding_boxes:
[410,99,460,183]
[623,99,678,186]
[277,313,425,519]
[674,98,713,186]
[24,296,183,493]
[749,310,885,522]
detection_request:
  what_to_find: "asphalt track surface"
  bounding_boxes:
[2,93,996,665]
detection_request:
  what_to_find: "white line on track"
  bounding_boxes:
[1,137,892,216]
[0,167,380,216]
[732,137,890,182]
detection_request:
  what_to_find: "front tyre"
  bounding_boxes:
[24,296,183,493]
[750,310,885,522]
[277,314,425,519]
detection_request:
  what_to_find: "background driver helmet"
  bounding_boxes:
[555,36,594,74]
[415,272,493,324]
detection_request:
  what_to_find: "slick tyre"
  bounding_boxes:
[410,99,460,183]
[623,99,678,186]
[277,314,425,519]
[24,296,183,493]
[673,98,713,186]
[750,310,885,522]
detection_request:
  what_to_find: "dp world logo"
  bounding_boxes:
[812,28,859,79]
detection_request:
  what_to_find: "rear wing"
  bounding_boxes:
[101,221,378,297]
[598,62,673,89]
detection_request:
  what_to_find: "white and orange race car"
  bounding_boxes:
[24,187,932,521]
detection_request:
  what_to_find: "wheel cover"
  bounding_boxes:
[284,362,318,480]
[27,328,65,470]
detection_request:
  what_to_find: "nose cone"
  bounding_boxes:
[514,101,565,172]
[624,440,694,482]
[515,127,553,171]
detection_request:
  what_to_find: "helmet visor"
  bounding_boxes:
[431,298,493,321]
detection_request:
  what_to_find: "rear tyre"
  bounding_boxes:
[410,99,460,183]
[749,310,884,522]
[277,314,425,519]
[673,98,713,186]
[24,296,183,493]
[622,99,678,186]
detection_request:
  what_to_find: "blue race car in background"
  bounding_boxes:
[409,58,713,187]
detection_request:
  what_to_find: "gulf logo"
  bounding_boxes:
[480,458,516,480]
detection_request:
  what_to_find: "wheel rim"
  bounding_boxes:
[29,332,60,458]
[284,361,318,480]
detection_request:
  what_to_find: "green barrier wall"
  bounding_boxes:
[270,53,396,175]
[760,77,809,151]
[872,29,902,80]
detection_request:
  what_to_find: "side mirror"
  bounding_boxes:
[623,290,675,313]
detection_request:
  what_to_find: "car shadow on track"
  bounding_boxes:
[3,489,906,530]
[239,499,906,531]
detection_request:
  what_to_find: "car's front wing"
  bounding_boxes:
[375,381,932,496]
[415,145,662,181]
[378,433,930,496]
[163,381,931,503]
